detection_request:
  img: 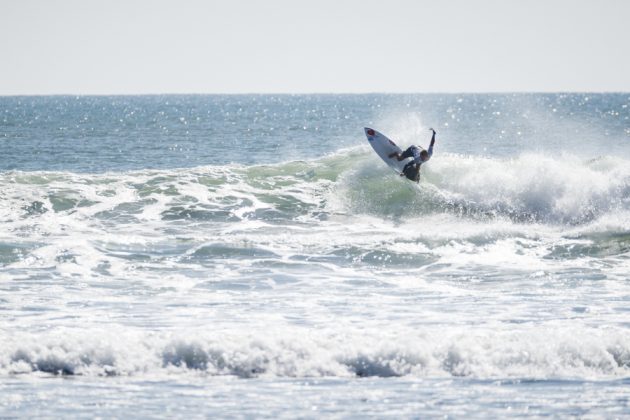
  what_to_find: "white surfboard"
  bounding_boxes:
[364,127,409,173]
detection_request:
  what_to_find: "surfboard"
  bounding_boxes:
[364,127,408,173]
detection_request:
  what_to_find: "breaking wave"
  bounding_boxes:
[2,327,629,379]
[1,149,629,226]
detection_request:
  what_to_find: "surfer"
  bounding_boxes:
[388,128,436,182]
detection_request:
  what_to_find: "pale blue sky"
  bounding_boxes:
[1,0,629,94]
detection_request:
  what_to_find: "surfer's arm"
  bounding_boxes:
[428,129,436,156]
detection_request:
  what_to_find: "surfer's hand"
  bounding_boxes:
[400,173,405,177]
[429,128,436,134]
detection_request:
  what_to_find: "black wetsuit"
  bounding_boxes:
[400,131,435,182]
[402,158,420,182]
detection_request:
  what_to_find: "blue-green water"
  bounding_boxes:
[1,94,629,417]
[3,94,629,172]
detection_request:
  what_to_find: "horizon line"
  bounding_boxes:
[2,90,629,98]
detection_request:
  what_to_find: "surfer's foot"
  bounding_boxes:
[388,152,399,159]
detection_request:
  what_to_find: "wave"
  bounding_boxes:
[2,326,629,379]
[1,152,629,271]
[2,150,629,222]
[341,151,630,224]
[0,154,347,224]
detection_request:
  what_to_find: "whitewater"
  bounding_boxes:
[1,94,629,417]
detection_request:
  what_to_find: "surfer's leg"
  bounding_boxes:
[398,146,415,161]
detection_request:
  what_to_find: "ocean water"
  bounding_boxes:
[1,94,629,418]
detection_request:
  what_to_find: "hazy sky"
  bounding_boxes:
[1,0,629,94]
